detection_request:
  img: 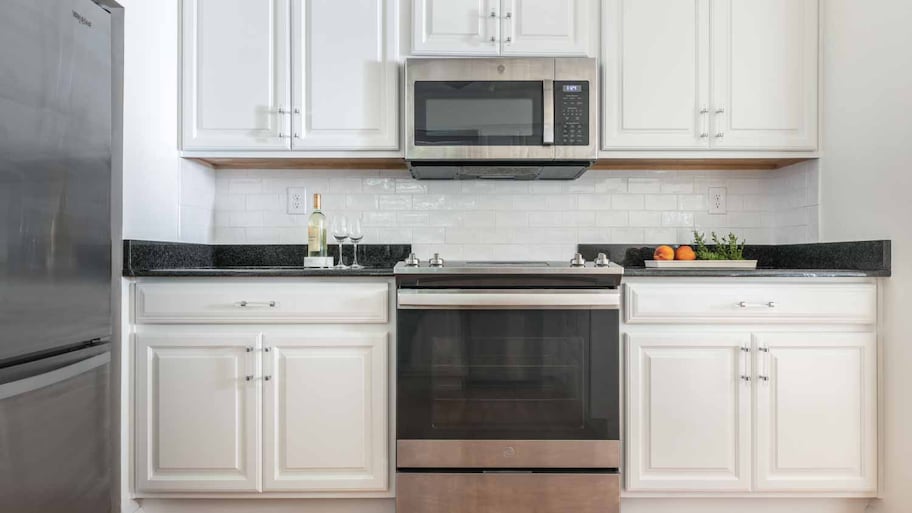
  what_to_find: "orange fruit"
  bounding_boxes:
[653,245,675,261]
[675,245,697,261]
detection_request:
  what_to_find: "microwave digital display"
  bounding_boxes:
[562,84,583,93]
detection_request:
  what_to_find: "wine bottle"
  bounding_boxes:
[306,193,327,257]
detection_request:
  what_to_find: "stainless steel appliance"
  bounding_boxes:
[405,57,598,180]
[0,0,118,511]
[395,254,622,513]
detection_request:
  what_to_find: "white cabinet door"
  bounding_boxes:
[412,0,500,55]
[180,0,290,150]
[710,0,818,149]
[602,0,710,149]
[263,332,388,491]
[135,333,260,492]
[753,332,876,492]
[291,0,399,149]
[501,0,593,56]
[626,333,751,491]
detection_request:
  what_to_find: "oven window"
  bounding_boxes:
[397,309,619,440]
[414,81,543,146]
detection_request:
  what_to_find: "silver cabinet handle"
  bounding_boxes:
[713,106,725,139]
[237,300,277,308]
[741,375,751,382]
[489,10,497,18]
[245,346,254,352]
[505,36,512,44]
[740,345,751,384]
[758,346,770,382]
[277,106,289,114]
[278,133,290,139]
[245,375,253,381]
[489,36,497,43]
[738,301,776,308]
[264,375,272,381]
[699,105,709,138]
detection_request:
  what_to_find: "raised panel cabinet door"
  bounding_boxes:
[262,332,388,491]
[411,0,501,55]
[753,332,876,492]
[626,333,751,491]
[602,0,711,149]
[290,0,399,149]
[180,0,291,150]
[710,0,818,149]
[135,333,261,492]
[501,0,594,56]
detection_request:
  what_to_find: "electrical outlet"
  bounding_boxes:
[287,187,308,215]
[708,187,727,214]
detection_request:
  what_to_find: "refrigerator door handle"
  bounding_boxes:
[0,352,110,400]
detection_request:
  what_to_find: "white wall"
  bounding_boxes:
[819,1,912,512]
[120,0,213,242]
[211,164,818,257]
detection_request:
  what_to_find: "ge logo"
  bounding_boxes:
[503,447,515,457]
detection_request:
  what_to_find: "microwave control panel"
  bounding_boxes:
[554,81,589,146]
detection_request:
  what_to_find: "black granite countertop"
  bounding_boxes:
[123,240,410,277]
[579,240,891,278]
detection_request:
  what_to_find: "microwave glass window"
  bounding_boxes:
[414,81,543,146]
[426,98,535,137]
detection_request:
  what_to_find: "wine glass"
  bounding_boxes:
[331,216,349,269]
[349,218,364,270]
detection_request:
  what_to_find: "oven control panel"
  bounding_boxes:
[554,81,589,146]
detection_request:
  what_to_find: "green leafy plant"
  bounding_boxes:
[692,231,746,260]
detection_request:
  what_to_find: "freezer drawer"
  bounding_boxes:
[0,349,111,513]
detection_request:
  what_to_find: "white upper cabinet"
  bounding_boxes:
[753,333,877,492]
[135,333,261,492]
[411,0,594,56]
[290,0,399,150]
[263,333,388,492]
[180,0,290,150]
[412,0,500,55]
[711,0,818,149]
[602,0,818,151]
[626,333,752,491]
[180,0,398,152]
[501,0,592,56]
[602,0,710,149]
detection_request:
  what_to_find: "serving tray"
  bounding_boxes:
[644,260,758,269]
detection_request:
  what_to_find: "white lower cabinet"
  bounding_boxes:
[623,279,878,496]
[263,333,388,491]
[132,279,392,497]
[135,334,261,492]
[626,333,751,491]
[753,332,877,492]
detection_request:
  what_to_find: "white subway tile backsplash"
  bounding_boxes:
[207,164,819,258]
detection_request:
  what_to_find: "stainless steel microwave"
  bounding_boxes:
[405,57,598,180]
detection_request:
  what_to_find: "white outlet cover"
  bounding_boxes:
[287,187,308,215]
[708,187,727,214]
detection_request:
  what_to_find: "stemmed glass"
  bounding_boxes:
[349,218,364,270]
[331,216,349,269]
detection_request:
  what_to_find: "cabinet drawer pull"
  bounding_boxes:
[740,375,751,382]
[236,300,277,308]
[244,375,253,381]
[738,301,776,309]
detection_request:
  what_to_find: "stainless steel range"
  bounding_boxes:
[395,253,622,513]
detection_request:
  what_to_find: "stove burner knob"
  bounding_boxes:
[404,253,420,267]
[570,253,586,267]
[429,253,445,267]
[595,253,611,267]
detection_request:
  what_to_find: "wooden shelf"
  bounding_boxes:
[186,156,814,171]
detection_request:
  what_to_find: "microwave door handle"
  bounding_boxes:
[542,79,554,145]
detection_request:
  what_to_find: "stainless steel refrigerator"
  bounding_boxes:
[0,0,116,511]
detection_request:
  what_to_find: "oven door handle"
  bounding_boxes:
[397,289,619,310]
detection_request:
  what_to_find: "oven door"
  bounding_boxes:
[406,58,556,160]
[396,290,619,443]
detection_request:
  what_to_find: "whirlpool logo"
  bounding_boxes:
[72,10,92,27]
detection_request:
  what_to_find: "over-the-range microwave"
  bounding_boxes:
[405,57,598,180]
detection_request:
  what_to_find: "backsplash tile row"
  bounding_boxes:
[207,163,819,260]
